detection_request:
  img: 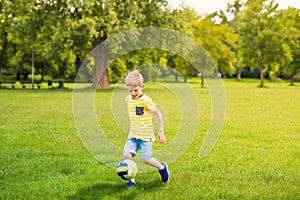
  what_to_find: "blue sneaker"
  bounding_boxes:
[158,163,170,182]
[126,179,136,188]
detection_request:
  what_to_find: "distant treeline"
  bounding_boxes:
[0,0,299,87]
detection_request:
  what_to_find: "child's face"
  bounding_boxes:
[127,85,144,99]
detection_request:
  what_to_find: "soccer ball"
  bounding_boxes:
[116,159,137,180]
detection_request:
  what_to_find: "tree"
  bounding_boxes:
[2,0,175,87]
[171,6,200,37]
[5,0,39,81]
[163,7,199,82]
[2,0,76,82]
[274,8,300,85]
[209,0,245,80]
[38,1,78,80]
[0,0,30,80]
[67,0,173,89]
[190,18,238,77]
[238,0,278,87]
[0,0,12,80]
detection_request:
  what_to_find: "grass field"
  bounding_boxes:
[0,79,299,199]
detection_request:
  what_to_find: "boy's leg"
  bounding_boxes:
[123,138,138,159]
[142,158,164,170]
[123,151,132,160]
[142,158,170,182]
[140,140,170,182]
[139,140,163,169]
[123,138,138,187]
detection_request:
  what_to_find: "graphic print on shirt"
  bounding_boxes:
[135,106,144,115]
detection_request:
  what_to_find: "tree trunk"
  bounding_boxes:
[16,71,21,80]
[24,73,29,80]
[236,67,243,81]
[259,66,264,87]
[259,48,265,87]
[92,35,110,89]
[290,74,295,86]
[175,74,178,82]
[0,31,8,81]
[200,76,204,88]
[41,62,45,81]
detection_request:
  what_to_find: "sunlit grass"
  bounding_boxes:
[0,79,299,199]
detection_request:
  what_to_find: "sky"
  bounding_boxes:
[168,0,300,15]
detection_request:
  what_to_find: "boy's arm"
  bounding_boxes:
[152,109,166,144]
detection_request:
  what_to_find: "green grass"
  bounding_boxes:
[0,79,299,199]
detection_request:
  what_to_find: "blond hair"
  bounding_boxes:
[125,70,144,87]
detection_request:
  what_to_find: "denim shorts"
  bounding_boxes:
[124,138,152,160]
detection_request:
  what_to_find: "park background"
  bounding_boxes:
[1,0,300,87]
[1,0,300,199]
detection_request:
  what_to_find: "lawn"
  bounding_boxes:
[0,79,299,199]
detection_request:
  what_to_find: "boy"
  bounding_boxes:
[123,70,170,187]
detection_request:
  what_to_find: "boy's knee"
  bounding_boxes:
[123,152,132,159]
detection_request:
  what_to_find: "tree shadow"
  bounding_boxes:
[68,179,164,200]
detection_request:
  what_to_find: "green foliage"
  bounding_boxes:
[138,64,162,83]
[210,0,300,83]
[274,8,300,85]
[190,18,238,76]
[0,0,174,83]
[171,6,200,37]
[0,0,299,86]
[172,55,196,81]
[113,49,172,83]
[108,58,127,83]
[237,0,279,86]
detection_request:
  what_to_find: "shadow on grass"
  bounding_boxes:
[68,179,163,200]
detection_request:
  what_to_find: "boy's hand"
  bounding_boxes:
[158,129,166,144]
